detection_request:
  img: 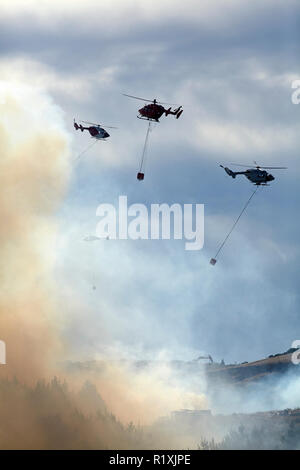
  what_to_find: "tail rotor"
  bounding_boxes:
[220,165,236,178]
[74,119,84,132]
[175,106,183,119]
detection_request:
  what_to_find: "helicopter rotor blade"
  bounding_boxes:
[122,94,155,103]
[252,160,287,169]
[229,162,287,169]
[259,167,287,170]
[80,120,102,126]
[123,94,182,106]
[229,163,255,168]
[79,120,117,129]
[159,101,182,106]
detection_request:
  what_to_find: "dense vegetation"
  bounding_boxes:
[0,377,148,449]
[0,377,299,449]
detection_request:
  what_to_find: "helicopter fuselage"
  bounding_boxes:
[138,103,166,122]
[74,121,110,139]
[221,166,275,185]
[243,169,274,185]
[138,103,183,122]
[88,126,110,140]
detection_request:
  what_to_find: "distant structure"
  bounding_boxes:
[194,355,213,363]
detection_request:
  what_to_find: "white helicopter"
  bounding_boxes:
[220,162,287,185]
[83,235,109,241]
[74,119,117,140]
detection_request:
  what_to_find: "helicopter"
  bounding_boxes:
[83,235,109,241]
[74,119,117,140]
[220,163,287,185]
[123,94,183,122]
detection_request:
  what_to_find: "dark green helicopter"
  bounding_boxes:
[220,162,287,185]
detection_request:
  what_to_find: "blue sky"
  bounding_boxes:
[2,0,300,364]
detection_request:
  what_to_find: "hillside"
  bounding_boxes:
[64,347,300,387]
[205,349,299,386]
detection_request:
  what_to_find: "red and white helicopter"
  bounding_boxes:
[123,94,183,122]
[74,119,117,140]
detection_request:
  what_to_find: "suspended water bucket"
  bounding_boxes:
[210,258,217,266]
[137,172,144,181]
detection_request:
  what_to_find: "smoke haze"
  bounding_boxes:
[0,82,71,382]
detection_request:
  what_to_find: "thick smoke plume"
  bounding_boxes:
[0,82,71,382]
[68,360,208,425]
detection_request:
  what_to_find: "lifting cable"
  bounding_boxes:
[137,121,152,180]
[210,186,260,265]
[74,139,98,163]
